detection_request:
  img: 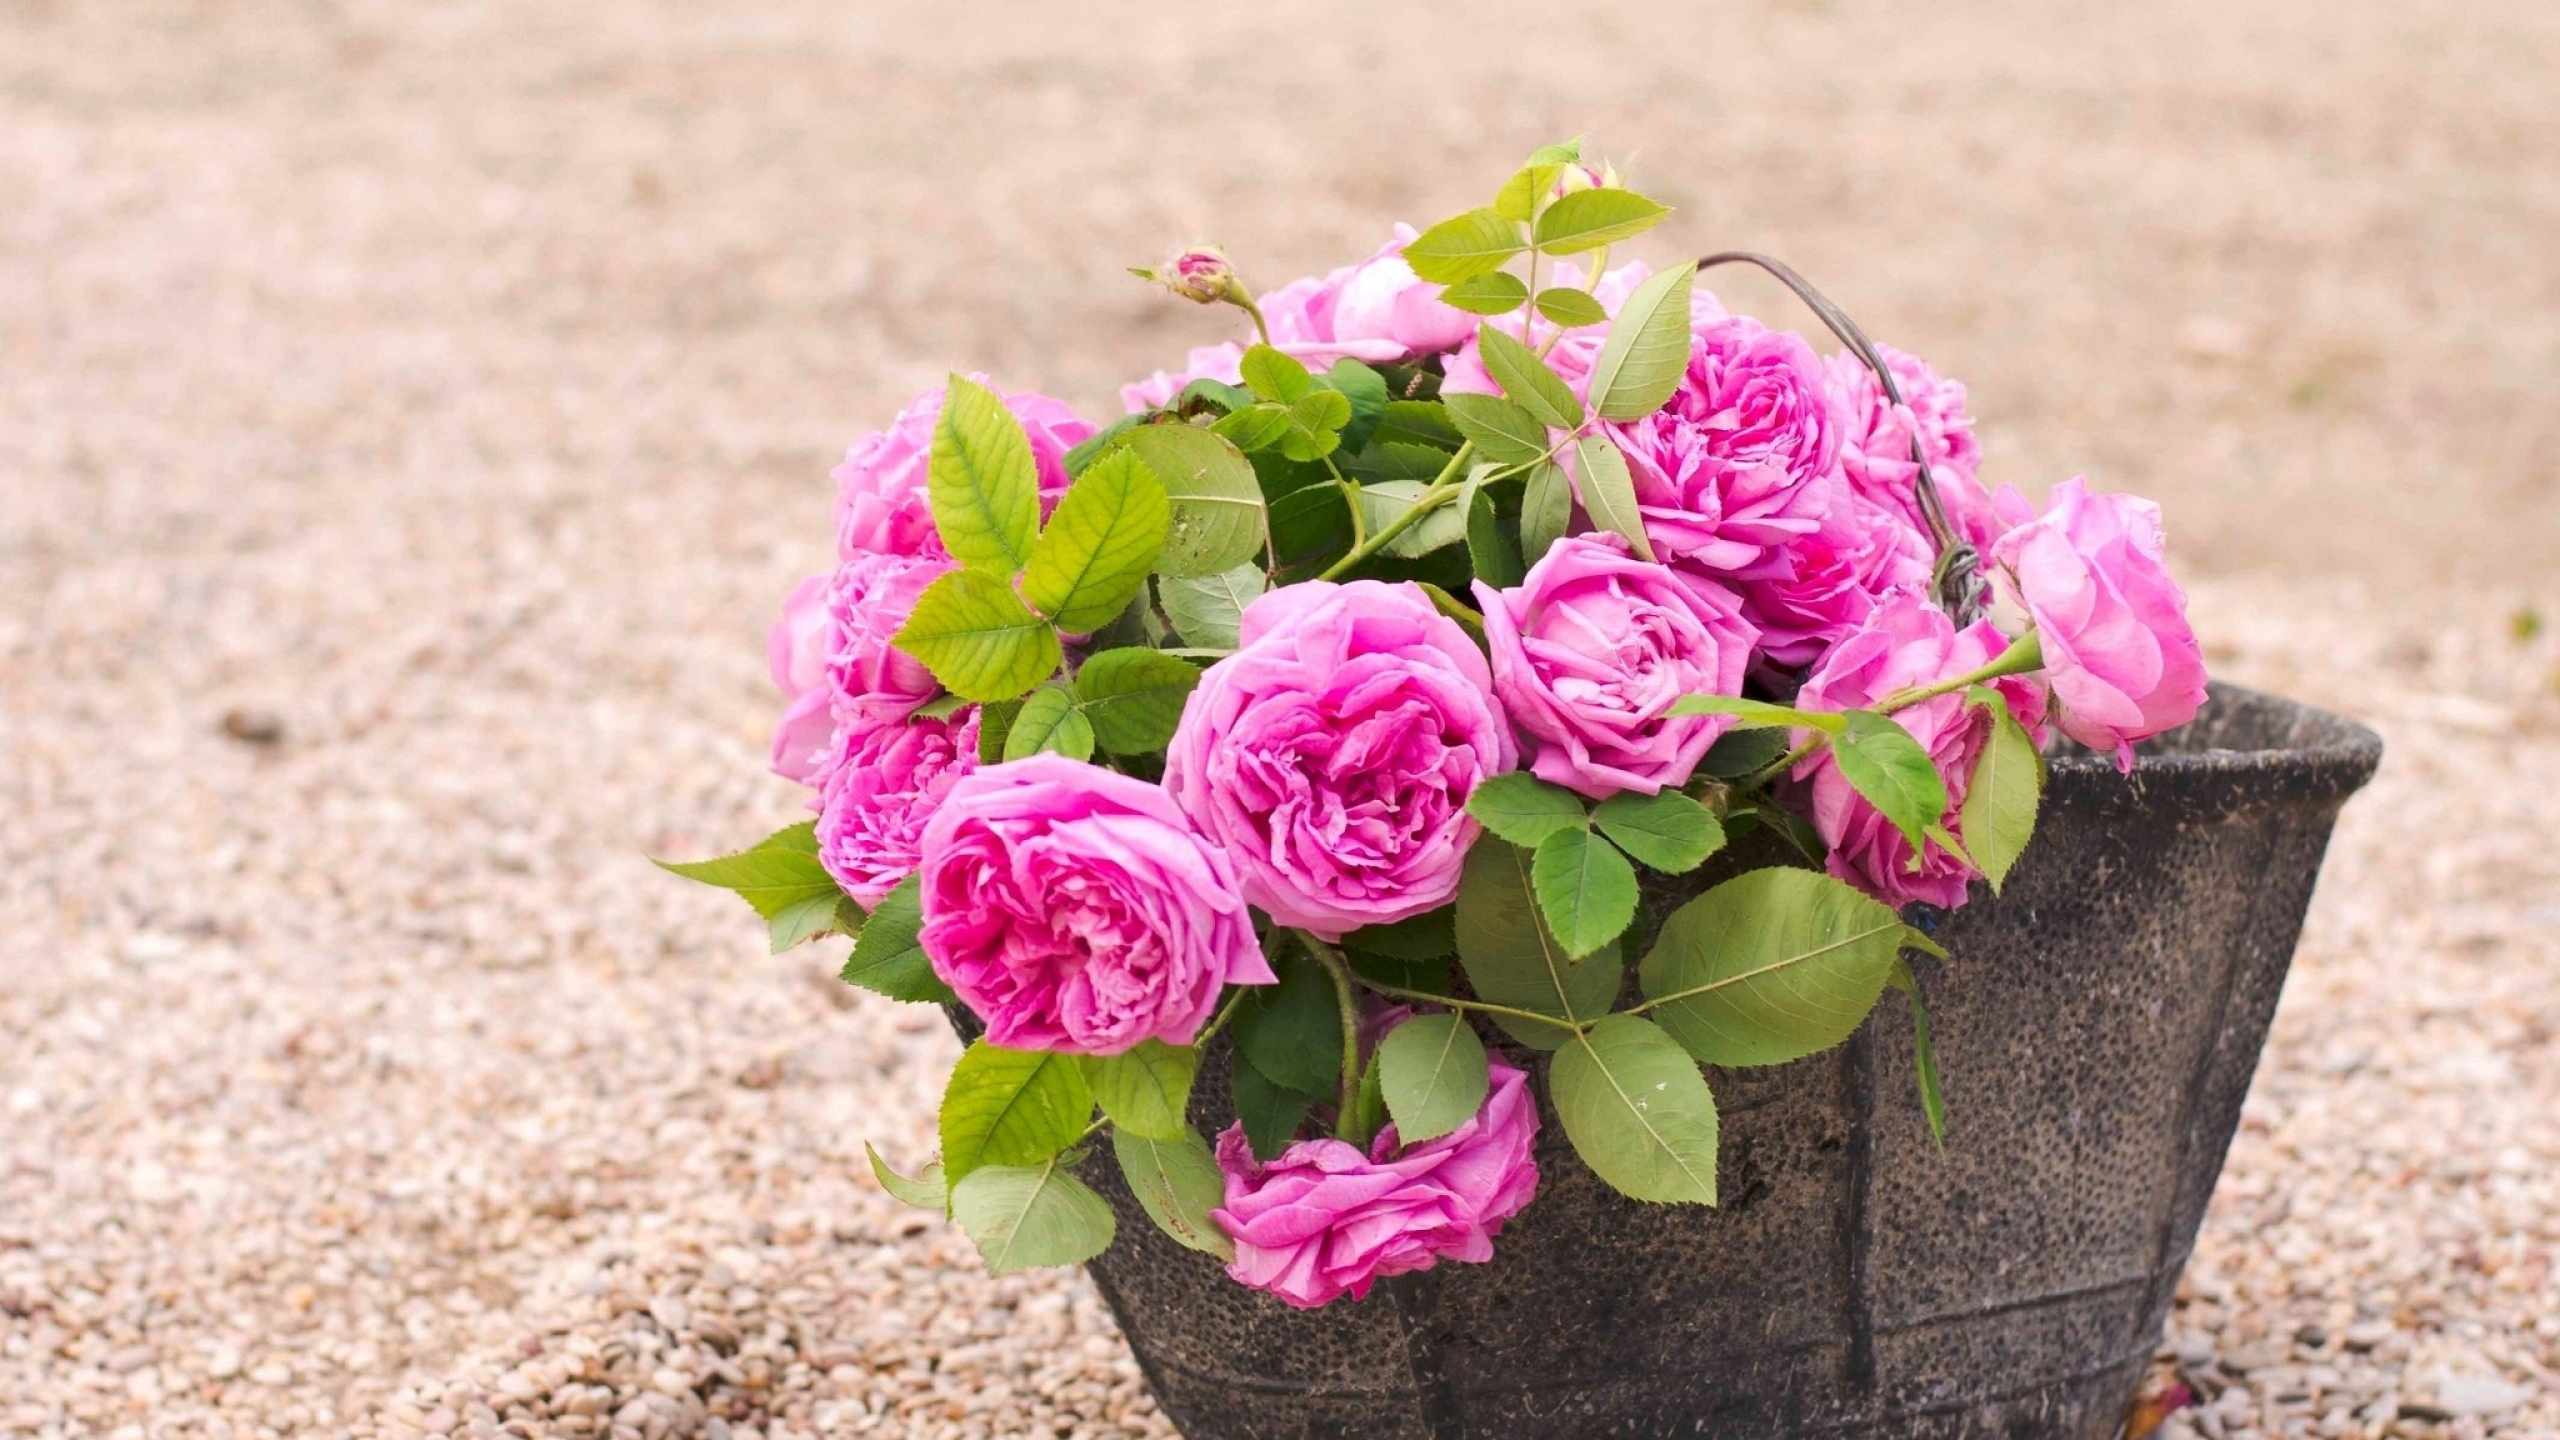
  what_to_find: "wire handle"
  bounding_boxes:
[1694,251,1987,625]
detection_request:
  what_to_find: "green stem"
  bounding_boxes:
[1291,931,1367,1142]
[1324,453,1366,550]
[1348,975,1592,1036]
[1315,440,1475,581]
[1733,631,2046,793]
[1239,293,1274,348]
[1194,986,1250,1050]
[1877,631,2043,713]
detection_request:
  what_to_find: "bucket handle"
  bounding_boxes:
[1694,251,1987,624]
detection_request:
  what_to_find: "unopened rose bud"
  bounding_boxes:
[1550,160,1622,199]
[1144,246,1240,306]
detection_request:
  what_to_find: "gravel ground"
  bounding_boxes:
[3,2,2556,1438]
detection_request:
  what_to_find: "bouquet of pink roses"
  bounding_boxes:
[666,141,2210,1311]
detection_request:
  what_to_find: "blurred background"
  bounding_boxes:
[4,3,2555,1438]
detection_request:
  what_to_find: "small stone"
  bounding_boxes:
[220,708,286,745]
[207,1347,243,1380]
[2429,1373,2532,1418]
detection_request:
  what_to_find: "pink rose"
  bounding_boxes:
[821,551,947,714]
[1212,1057,1540,1310]
[1828,345,2001,553]
[1163,581,1517,939]
[1792,592,2048,908]
[764,553,952,785]
[1736,479,1935,672]
[1120,226,1470,411]
[1441,257,1726,404]
[1987,479,2208,771]
[833,381,1091,561]
[816,707,981,907]
[917,754,1271,1055]
[1473,533,1759,799]
[1612,316,1843,583]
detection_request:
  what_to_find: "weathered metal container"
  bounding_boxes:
[1074,684,2381,1439]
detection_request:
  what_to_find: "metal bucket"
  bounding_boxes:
[1074,684,2381,1439]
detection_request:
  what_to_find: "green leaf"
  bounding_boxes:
[1833,710,1950,855]
[1404,208,1527,284]
[1321,360,1391,454]
[1072,647,1201,754]
[1357,480,1468,559]
[1374,400,1464,451]
[1637,868,1906,1068]
[1889,962,1947,1146]
[1552,1014,1720,1204]
[1667,694,1849,733]
[1173,377,1256,416]
[1526,137,1584,166]
[1531,827,1640,960]
[1570,434,1654,561]
[1587,261,1697,422]
[655,822,839,922]
[914,692,972,722]
[1440,272,1531,315]
[1476,325,1585,430]
[1492,163,1565,223]
[1211,403,1296,454]
[975,697,1023,763]
[939,1043,1094,1184]
[866,1143,947,1212]
[1233,941,1342,1097]
[1002,685,1094,762]
[1464,479,1521,588]
[767,889,850,953]
[1064,413,1145,475]
[1239,344,1314,403]
[949,1158,1116,1275]
[1343,907,1455,960]
[1087,1041,1198,1141]
[1120,424,1267,577]
[1593,789,1725,874]
[928,375,1042,574]
[1111,1128,1233,1259]
[1454,840,1621,1050]
[1698,726,1789,778]
[1533,287,1609,329]
[1960,689,2043,893]
[1232,1053,1314,1160]
[894,568,1062,703]
[1518,459,1572,566]
[1442,392,1550,467]
[1419,582,1486,648]
[838,873,954,1003]
[1344,441,1456,486]
[1377,1013,1490,1145]
[1278,390,1353,462]
[1533,188,1671,255]
[1347,950,1454,993]
[1156,565,1264,650]
[1465,771,1590,848]
[1021,450,1168,631]
[1900,925,1949,961]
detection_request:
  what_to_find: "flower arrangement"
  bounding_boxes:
[665,141,2210,1310]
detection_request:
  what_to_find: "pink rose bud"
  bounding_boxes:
[1211,1058,1542,1309]
[1474,533,1759,799]
[1987,479,2209,771]
[1792,592,2048,909]
[1147,246,1241,306]
[918,754,1272,1055]
[1163,581,1517,940]
[1549,159,1621,199]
